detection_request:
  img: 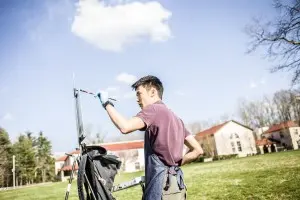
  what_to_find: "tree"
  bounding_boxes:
[185,119,220,135]
[0,127,12,187]
[237,97,279,130]
[245,0,300,85]
[273,90,294,121]
[13,134,36,185]
[35,131,55,183]
[83,124,107,144]
[196,134,216,157]
[273,89,300,124]
[185,121,203,135]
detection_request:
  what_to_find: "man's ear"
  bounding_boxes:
[150,88,156,97]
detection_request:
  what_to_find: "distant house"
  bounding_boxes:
[194,120,257,157]
[55,150,79,182]
[55,140,144,182]
[255,137,277,154]
[260,121,300,151]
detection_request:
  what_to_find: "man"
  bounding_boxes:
[97,75,203,200]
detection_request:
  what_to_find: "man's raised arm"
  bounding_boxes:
[105,104,145,134]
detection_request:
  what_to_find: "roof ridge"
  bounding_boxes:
[194,120,230,138]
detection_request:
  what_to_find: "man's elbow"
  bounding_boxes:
[120,128,130,134]
[120,126,133,134]
[195,148,204,158]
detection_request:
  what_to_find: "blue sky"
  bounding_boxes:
[0,0,293,153]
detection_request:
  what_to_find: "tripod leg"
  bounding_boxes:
[65,159,77,200]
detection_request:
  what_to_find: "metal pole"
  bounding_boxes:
[12,155,15,189]
[73,74,84,151]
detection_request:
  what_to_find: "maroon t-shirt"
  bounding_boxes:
[136,100,191,166]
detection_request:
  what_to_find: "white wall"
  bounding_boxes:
[114,148,144,173]
[55,161,64,175]
[214,121,257,156]
[289,127,300,150]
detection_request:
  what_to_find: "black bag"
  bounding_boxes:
[77,145,122,200]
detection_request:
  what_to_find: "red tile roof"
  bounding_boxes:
[59,164,79,171]
[256,138,275,146]
[264,121,298,134]
[194,120,253,141]
[100,140,144,151]
[56,155,67,162]
[195,121,228,140]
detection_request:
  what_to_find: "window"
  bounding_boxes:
[295,129,299,135]
[135,162,140,170]
[230,133,239,139]
[280,132,284,138]
[231,142,236,153]
[237,141,242,152]
[230,133,241,153]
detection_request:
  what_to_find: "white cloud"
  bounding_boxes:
[71,0,172,52]
[123,91,136,99]
[116,72,137,84]
[2,113,13,121]
[105,86,119,92]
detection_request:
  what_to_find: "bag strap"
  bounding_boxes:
[79,154,96,199]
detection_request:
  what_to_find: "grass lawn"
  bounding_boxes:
[1,150,300,200]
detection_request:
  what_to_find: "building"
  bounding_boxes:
[55,150,79,182]
[55,140,144,182]
[260,121,300,151]
[194,120,257,157]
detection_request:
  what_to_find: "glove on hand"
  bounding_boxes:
[97,90,114,109]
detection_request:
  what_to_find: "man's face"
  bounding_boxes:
[136,85,152,109]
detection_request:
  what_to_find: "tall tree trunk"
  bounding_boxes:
[42,169,46,183]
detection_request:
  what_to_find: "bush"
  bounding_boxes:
[197,156,205,163]
[213,154,238,161]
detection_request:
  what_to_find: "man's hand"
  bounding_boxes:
[97,90,113,109]
[181,135,203,166]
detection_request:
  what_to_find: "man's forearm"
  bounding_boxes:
[105,104,128,133]
[181,150,201,166]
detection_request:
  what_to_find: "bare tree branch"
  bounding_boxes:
[246,0,300,85]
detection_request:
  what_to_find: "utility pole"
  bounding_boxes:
[12,155,15,189]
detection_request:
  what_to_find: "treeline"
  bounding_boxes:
[237,89,300,130]
[0,128,55,188]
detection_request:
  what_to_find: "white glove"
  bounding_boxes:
[96,90,114,109]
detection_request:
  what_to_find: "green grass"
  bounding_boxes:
[1,150,300,200]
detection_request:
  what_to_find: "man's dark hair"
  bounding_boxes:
[131,75,164,99]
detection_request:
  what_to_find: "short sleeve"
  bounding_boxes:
[136,105,157,129]
[184,127,192,138]
[180,119,191,138]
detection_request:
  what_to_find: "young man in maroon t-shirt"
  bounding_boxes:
[97,75,203,200]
